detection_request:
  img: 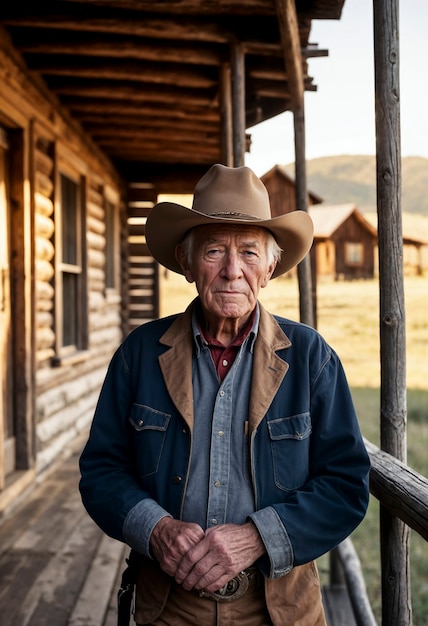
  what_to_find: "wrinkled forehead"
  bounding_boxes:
[190,223,270,246]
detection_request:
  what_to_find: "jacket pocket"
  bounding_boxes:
[267,412,311,491]
[129,404,171,477]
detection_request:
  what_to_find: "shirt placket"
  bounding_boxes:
[206,369,234,528]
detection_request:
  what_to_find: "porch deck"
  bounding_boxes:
[0,442,355,626]
[0,443,127,626]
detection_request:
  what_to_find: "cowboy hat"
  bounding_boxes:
[145,164,314,278]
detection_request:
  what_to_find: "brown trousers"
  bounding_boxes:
[138,571,272,626]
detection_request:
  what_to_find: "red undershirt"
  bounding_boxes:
[198,307,256,381]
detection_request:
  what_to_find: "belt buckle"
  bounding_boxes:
[199,570,250,603]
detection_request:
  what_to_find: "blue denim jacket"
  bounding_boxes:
[79,300,370,577]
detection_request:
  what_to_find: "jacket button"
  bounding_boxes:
[172,476,182,485]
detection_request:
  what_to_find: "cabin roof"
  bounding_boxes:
[0,0,345,188]
[309,203,378,238]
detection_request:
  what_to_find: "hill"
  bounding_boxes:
[283,155,428,216]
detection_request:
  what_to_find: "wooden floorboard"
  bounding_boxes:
[0,447,127,626]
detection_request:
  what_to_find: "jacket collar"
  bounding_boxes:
[158,299,291,432]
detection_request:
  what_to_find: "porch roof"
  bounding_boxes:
[0,0,345,190]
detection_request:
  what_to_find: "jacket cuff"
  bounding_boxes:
[123,498,171,557]
[249,506,294,578]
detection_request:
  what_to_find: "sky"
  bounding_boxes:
[246,0,427,176]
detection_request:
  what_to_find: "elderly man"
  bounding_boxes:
[79,164,370,626]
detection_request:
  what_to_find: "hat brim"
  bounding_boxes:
[145,202,314,278]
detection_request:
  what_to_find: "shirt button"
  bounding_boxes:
[219,390,225,397]
[222,359,228,366]
[172,476,182,485]
[137,419,144,427]
[214,480,221,487]
[218,431,224,437]
[211,518,218,525]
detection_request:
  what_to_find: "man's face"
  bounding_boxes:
[177,224,276,325]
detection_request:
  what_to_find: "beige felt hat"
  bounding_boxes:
[145,164,314,278]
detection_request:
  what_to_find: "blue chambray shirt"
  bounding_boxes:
[123,303,289,568]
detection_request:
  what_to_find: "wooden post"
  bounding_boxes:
[294,108,314,327]
[373,0,411,623]
[230,42,246,167]
[220,63,233,166]
[275,0,314,327]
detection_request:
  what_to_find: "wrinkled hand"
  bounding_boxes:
[175,522,266,593]
[150,517,205,578]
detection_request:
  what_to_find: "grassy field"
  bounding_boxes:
[160,272,428,624]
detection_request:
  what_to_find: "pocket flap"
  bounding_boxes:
[129,404,171,432]
[267,413,311,440]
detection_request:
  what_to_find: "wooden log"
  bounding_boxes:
[34,170,54,197]
[87,199,105,221]
[336,538,377,626]
[87,214,106,236]
[34,148,54,177]
[373,1,411,624]
[35,259,54,282]
[35,311,53,330]
[231,42,245,167]
[34,191,54,217]
[366,439,428,540]
[35,326,55,351]
[34,212,54,239]
[35,279,54,301]
[34,236,54,262]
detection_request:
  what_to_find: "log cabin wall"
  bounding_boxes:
[0,41,126,507]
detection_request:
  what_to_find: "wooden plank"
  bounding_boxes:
[104,547,129,626]
[68,535,126,626]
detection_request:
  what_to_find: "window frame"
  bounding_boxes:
[104,185,120,294]
[344,241,364,267]
[53,161,88,362]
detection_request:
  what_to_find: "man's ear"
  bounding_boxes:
[175,244,195,283]
[261,260,277,288]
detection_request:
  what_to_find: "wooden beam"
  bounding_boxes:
[17,39,222,66]
[57,85,217,107]
[220,62,233,166]
[366,440,428,541]
[1,16,232,43]
[231,42,246,167]
[67,101,220,122]
[275,0,304,110]
[31,60,217,89]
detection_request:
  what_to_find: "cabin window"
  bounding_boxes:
[55,172,88,358]
[345,242,364,266]
[105,198,117,290]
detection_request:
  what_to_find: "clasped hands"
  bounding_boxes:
[150,517,266,593]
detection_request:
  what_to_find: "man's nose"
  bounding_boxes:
[221,251,243,279]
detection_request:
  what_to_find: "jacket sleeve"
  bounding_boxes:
[273,344,370,569]
[79,341,153,541]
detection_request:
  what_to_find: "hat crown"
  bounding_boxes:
[192,164,271,221]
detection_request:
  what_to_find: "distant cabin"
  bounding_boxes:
[310,204,377,280]
[261,165,377,280]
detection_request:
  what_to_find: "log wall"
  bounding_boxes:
[0,40,126,487]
